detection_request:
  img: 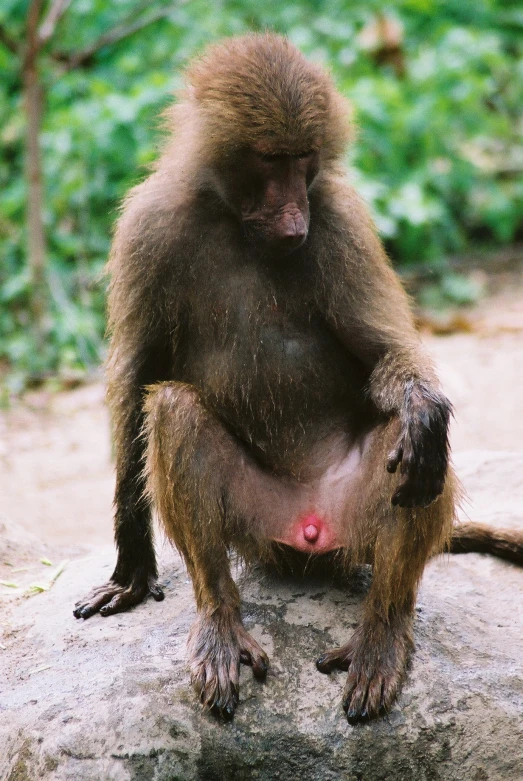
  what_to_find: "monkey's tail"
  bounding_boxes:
[450,522,523,566]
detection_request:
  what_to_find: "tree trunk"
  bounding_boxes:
[24,0,47,353]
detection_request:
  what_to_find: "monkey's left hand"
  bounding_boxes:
[386,383,452,508]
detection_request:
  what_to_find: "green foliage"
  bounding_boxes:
[0,0,522,390]
[418,271,486,310]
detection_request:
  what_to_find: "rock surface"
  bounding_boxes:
[1,451,522,781]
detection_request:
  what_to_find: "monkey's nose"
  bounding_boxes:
[277,211,307,249]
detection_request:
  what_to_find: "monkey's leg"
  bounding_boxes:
[144,382,269,720]
[317,424,455,724]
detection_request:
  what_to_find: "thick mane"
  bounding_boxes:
[166,33,352,163]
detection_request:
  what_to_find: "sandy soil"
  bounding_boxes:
[0,270,522,548]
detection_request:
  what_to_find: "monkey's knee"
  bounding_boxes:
[143,383,206,520]
[144,382,232,530]
[144,382,233,479]
[144,381,212,476]
[144,381,202,433]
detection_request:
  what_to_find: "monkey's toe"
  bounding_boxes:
[238,627,270,680]
[316,645,351,673]
[392,473,445,509]
[191,660,240,721]
[211,701,237,721]
[149,582,165,601]
[73,582,122,618]
[188,615,269,719]
[73,577,164,619]
[343,671,379,723]
[343,667,399,724]
[319,622,410,724]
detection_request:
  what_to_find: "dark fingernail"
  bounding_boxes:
[222,704,235,721]
[253,661,268,680]
[316,656,330,672]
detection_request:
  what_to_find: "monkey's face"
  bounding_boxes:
[217,147,319,255]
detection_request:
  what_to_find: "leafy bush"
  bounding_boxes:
[0,0,521,390]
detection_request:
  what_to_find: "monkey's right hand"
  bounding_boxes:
[386,384,451,508]
[73,575,164,619]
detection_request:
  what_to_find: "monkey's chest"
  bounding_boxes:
[185,297,365,442]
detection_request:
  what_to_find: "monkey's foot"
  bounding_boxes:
[316,619,412,724]
[188,610,269,720]
[73,575,164,619]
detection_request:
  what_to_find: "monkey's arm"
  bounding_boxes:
[314,179,451,508]
[97,338,170,615]
[74,181,181,618]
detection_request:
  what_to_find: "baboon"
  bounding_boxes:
[74,33,523,723]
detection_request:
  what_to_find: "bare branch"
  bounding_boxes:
[24,0,46,67]
[24,1,47,346]
[38,0,73,45]
[55,3,181,71]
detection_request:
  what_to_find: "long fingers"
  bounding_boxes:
[73,578,164,619]
[238,630,269,680]
[316,645,352,674]
[73,585,120,619]
[386,441,403,474]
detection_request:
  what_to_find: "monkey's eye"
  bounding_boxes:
[254,150,315,166]
[258,152,285,163]
[257,151,314,163]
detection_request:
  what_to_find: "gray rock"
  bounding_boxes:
[1,451,522,781]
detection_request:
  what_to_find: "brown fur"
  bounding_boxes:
[167,34,352,162]
[450,522,523,565]
[74,33,522,724]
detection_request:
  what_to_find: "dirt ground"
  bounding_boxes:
[1,267,522,548]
